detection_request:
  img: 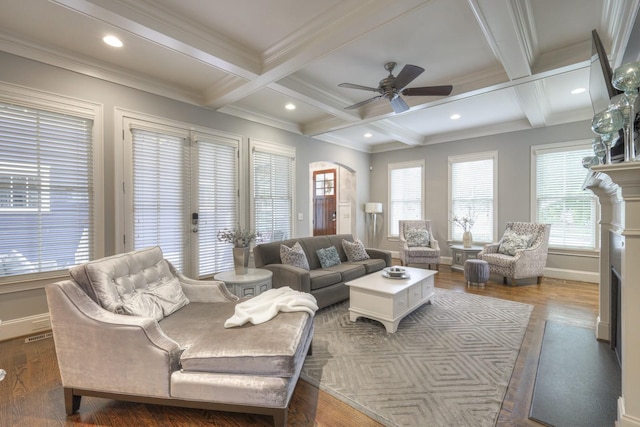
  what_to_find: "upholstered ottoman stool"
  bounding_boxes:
[464,259,490,286]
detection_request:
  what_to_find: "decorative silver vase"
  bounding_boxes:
[463,231,473,248]
[233,247,250,275]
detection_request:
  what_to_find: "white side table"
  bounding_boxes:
[214,268,273,298]
[450,244,484,272]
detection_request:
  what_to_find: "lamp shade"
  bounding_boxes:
[365,202,383,213]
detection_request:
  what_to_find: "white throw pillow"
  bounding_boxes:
[280,241,310,270]
[405,227,430,247]
[342,239,370,262]
[498,230,533,256]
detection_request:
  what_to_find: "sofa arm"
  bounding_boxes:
[261,264,311,294]
[175,272,239,303]
[366,248,392,267]
[46,280,181,399]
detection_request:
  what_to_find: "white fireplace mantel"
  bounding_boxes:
[584,162,640,427]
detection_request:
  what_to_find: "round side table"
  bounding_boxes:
[214,268,273,298]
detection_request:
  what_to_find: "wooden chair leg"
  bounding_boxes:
[537,276,543,284]
[64,388,81,415]
[503,277,507,285]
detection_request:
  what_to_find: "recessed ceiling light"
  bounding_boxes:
[571,87,586,94]
[103,35,123,48]
[285,103,296,110]
[364,132,373,138]
[450,114,461,120]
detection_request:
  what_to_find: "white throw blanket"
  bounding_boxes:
[224,286,318,328]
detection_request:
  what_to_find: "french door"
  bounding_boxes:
[122,117,240,278]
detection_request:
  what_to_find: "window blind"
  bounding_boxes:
[535,147,596,249]
[0,102,93,277]
[197,135,238,276]
[252,147,293,242]
[131,128,189,271]
[388,164,423,236]
[450,157,494,242]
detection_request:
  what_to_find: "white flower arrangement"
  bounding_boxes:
[217,225,257,248]
[451,210,476,232]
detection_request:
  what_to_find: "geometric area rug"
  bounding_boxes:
[300,288,533,426]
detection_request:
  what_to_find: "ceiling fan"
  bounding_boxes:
[339,62,453,114]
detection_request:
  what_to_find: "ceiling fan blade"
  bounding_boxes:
[402,85,453,97]
[394,64,424,90]
[344,96,381,110]
[390,96,409,114]
[338,83,380,92]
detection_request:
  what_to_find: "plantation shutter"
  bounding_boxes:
[536,147,596,249]
[197,134,238,276]
[450,158,494,243]
[131,128,189,270]
[252,142,294,242]
[389,164,423,236]
[0,101,94,277]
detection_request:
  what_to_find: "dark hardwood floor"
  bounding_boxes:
[0,267,599,426]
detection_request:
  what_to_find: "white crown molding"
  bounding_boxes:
[0,30,204,106]
[218,104,302,135]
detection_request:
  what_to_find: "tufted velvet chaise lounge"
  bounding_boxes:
[45,246,314,426]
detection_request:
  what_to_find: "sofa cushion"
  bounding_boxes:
[160,301,313,378]
[498,230,533,256]
[298,236,333,270]
[309,269,342,291]
[316,246,341,268]
[326,263,366,282]
[68,246,188,319]
[348,258,387,274]
[342,239,370,262]
[280,242,309,270]
[406,227,430,247]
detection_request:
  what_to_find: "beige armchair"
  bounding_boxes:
[478,222,551,286]
[398,220,440,270]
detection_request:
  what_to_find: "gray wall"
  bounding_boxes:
[0,52,372,322]
[370,120,600,275]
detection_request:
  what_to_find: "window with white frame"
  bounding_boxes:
[532,142,597,250]
[123,116,240,277]
[449,152,497,243]
[250,139,295,243]
[0,89,102,279]
[388,161,424,237]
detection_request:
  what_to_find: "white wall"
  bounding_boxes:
[370,121,600,281]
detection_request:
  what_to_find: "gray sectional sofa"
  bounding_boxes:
[253,234,392,309]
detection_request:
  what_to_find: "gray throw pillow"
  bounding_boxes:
[405,227,430,247]
[317,246,341,268]
[280,241,310,270]
[498,230,533,256]
[342,239,370,262]
[118,276,189,321]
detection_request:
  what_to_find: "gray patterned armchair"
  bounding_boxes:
[478,222,551,286]
[398,220,440,270]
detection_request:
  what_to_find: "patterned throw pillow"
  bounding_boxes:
[342,239,370,262]
[316,246,341,268]
[498,230,533,256]
[405,227,430,247]
[280,241,310,270]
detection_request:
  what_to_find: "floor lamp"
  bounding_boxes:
[365,202,383,247]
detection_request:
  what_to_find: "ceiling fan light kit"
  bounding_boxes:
[339,62,453,114]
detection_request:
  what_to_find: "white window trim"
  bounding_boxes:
[249,138,296,238]
[447,150,498,243]
[530,139,599,252]
[0,82,104,292]
[387,160,425,239]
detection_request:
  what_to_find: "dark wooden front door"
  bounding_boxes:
[313,169,336,236]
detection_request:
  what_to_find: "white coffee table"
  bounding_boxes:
[345,266,437,333]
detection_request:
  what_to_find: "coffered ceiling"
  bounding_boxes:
[0,0,638,152]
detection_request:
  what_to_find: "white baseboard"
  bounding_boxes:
[0,313,51,342]
[618,397,640,427]
[596,316,611,341]
[544,267,598,283]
